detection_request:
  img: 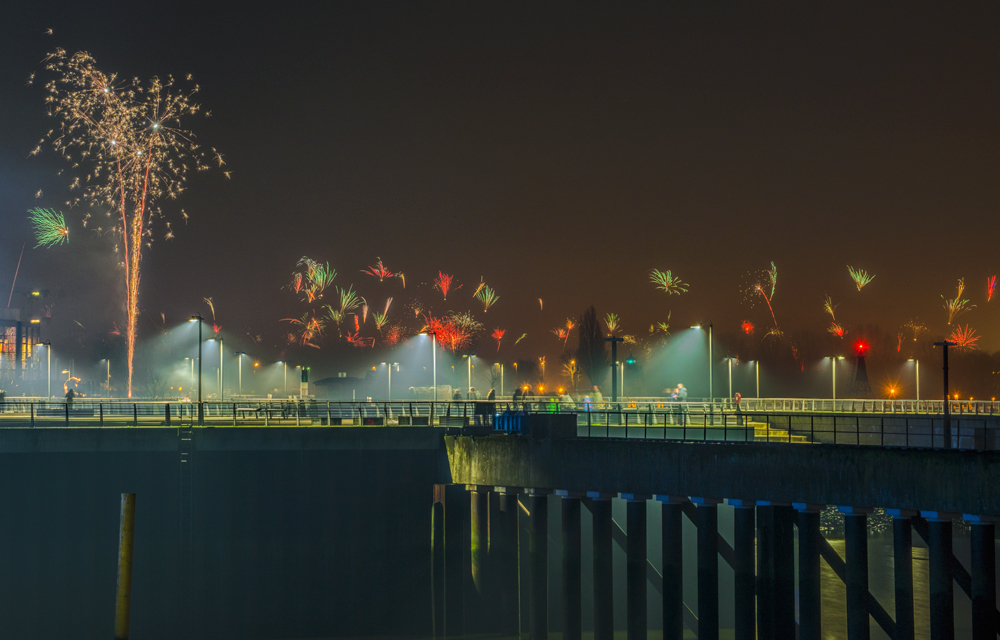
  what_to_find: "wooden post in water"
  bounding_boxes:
[114,493,136,640]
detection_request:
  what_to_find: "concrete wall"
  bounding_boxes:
[0,427,443,640]
[446,435,1000,515]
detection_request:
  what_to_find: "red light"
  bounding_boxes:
[853,340,869,355]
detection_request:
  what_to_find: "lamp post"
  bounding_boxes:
[421,332,437,401]
[908,358,920,401]
[464,355,473,398]
[725,357,735,399]
[605,336,624,402]
[829,356,845,401]
[40,341,51,398]
[280,361,287,397]
[691,324,713,399]
[106,358,111,396]
[381,362,399,400]
[234,351,246,396]
[500,363,504,397]
[190,315,203,424]
[754,361,760,398]
[933,341,956,449]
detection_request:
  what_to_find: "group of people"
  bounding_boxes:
[665,383,688,401]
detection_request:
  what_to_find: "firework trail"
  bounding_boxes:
[538,298,543,311]
[551,327,568,343]
[649,269,689,295]
[563,318,576,346]
[203,297,221,335]
[741,320,754,335]
[362,258,393,281]
[828,323,846,338]
[472,279,486,298]
[942,278,974,325]
[6,243,25,307]
[847,265,875,291]
[753,283,778,327]
[605,313,620,334]
[897,333,903,352]
[372,311,389,334]
[491,328,505,352]
[949,324,979,350]
[822,295,838,321]
[515,333,527,345]
[360,299,369,325]
[989,276,996,302]
[766,261,777,298]
[354,314,360,333]
[398,273,406,288]
[433,272,455,300]
[28,208,69,248]
[42,49,216,396]
[476,285,499,312]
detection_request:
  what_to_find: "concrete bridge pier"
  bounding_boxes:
[658,495,686,640]
[887,509,917,640]
[840,506,873,640]
[588,492,615,640]
[495,487,521,638]
[468,485,490,631]
[794,503,825,640]
[527,489,551,640]
[772,504,796,638]
[755,504,774,638]
[923,510,957,640]
[432,484,470,637]
[693,497,722,640]
[621,493,649,640]
[966,515,997,640]
[557,490,583,640]
[727,499,756,640]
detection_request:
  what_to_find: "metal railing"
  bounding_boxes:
[569,409,1000,450]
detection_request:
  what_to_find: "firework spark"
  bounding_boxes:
[828,322,846,338]
[515,332,527,345]
[491,328,505,352]
[42,49,215,396]
[766,261,777,298]
[28,207,69,248]
[551,327,569,343]
[476,285,499,312]
[942,278,975,325]
[949,324,980,350]
[847,265,875,291]
[649,269,688,295]
[989,276,996,302]
[472,279,486,298]
[281,313,324,348]
[291,256,336,302]
[362,258,393,281]
[822,295,837,321]
[383,324,404,346]
[433,272,455,300]
[203,297,221,336]
[741,320,754,335]
[538,298,543,311]
[605,313,620,335]
[903,320,927,342]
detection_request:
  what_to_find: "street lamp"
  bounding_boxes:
[211,337,224,400]
[190,315,203,424]
[828,356,845,401]
[381,362,399,400]
[691,324,714,399]
[279,360,287,397]
[105,358,111,396]
[420,332,437,401]
[39,341,51,398]
[908,358,920,401]
[500,363,504,397]
[234,351,246,396]
[463,354,474,398]
[724,357,736,400]
[751,360,760,398]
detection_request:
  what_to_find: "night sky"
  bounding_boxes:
[2,3,999,369]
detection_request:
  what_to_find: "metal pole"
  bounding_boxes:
[238,355,242,396]
[283,362,287,397]
[755,361,760,398]
[47,347,50,398]
[728,359,733,400]
[709,324,713,399]
[388,364,392,401]
[219,338,224,401]
[500,364,504,397]
[916,359,920,402]
[468,356,472,397]
[833,358,837,401]
[432,334,437,402]
[107,359,111,396]
[114,493,136,640]
[935,342,954,449]
[197,318,203,425]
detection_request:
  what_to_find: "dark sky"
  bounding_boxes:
[2,2,999,366]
